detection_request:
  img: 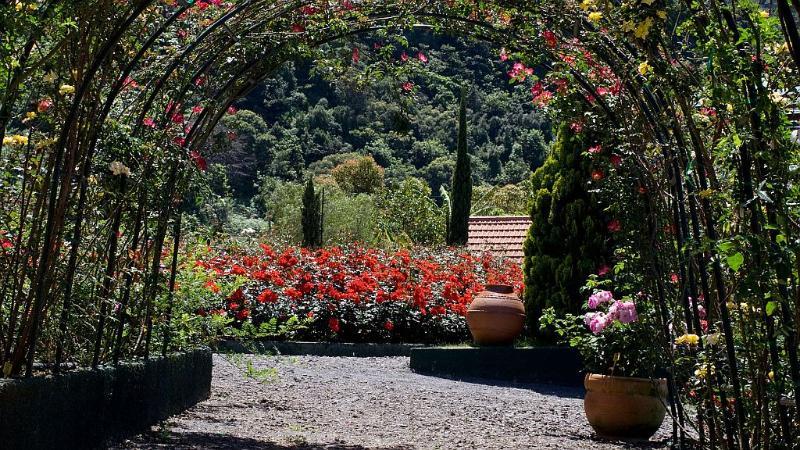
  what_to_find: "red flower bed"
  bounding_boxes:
[189,244,523,343]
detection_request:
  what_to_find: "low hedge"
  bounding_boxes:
[0,349,212,450]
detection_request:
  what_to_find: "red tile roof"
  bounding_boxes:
[467,216,532,264]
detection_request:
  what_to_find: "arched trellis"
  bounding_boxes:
[2,0,800,447]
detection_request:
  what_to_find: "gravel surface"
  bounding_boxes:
[113,354,671,450]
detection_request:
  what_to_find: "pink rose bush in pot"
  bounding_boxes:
[540,286,668,441]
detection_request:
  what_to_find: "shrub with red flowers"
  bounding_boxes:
[183,243,522,343]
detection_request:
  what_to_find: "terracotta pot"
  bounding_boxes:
[466,284,524,345]
[584,373,668,441]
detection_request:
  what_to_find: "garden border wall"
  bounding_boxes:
[409,346,584,386]
[0,348,212,450]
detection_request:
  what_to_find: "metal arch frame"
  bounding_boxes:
[9,0,734,412]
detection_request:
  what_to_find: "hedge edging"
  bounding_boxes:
[409,346,584,386]
[0,348,212,450]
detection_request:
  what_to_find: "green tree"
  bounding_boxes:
[376,178,446,245]
[331,155,385,194]
[302,177,324,247]
[522,123,609,332]
[447,86,472,245]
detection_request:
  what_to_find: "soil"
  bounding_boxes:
[112,354,671,450]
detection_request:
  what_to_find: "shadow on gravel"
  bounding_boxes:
[119,431,413,450]
[588,437,673,450]
[423,374,585,399]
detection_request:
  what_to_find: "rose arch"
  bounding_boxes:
[3,0,800,447]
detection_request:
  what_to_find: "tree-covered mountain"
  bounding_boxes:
[211,31,553,202]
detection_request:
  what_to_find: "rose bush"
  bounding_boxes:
[180,243,523,344]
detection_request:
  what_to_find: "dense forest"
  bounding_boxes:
[190,32,553,243]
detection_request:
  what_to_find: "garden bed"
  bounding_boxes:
[0,349,212,450]
[410,346,584,386]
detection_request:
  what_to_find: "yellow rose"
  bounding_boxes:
[635,17,654,39]
[3,135,28,147]
[638,61,652,76]
[580,0,596,11]
[694,364,714,379]
[59,84,76,96]
[622,20,635,32]
[675,333,700,346]
[588,11,603,23]
[704,333,721,346]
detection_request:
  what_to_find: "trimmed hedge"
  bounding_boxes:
[409,346,584,386]
[0,349,212,450]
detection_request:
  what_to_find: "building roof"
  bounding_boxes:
[467,216,532,264]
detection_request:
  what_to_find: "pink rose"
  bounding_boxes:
[617,301,638,324]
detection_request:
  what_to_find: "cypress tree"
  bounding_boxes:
[522,123,609,332]
[447,86,472,245]
[302,177,322,247]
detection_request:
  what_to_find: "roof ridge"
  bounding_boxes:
[469,215,531,220]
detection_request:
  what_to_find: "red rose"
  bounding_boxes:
[37,99,53,113]
[328,317,340,333]
[257,289,278,303]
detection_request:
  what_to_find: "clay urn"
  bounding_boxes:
[584,373,668,441]
[466,284,525,345]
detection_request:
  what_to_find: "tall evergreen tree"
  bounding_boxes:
[447,86,472,245]
[302,177,323,247]
[522,123,609,332]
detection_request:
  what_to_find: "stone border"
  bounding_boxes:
[216,339,430,357]
[409,346,584,387]
[0,348,212,450]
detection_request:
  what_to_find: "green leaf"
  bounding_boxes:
[766,301,778,316]
[717,241,735,252]
[726,252,744,271]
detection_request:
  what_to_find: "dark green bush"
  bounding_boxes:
[523,123,609,332]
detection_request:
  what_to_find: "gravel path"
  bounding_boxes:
[114,354,671,450]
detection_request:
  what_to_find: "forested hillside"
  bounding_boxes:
[211,32,552,201]
[187,32,553,244]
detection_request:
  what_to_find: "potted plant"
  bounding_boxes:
[540,288,667,441]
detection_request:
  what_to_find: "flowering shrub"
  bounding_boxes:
[540,284,664,378]
[584,290,638,333]
[181,243,523,344]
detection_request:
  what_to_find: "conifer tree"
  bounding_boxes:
[447,86,472,245]
[302,177,323,247]
[523,123,609,331]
